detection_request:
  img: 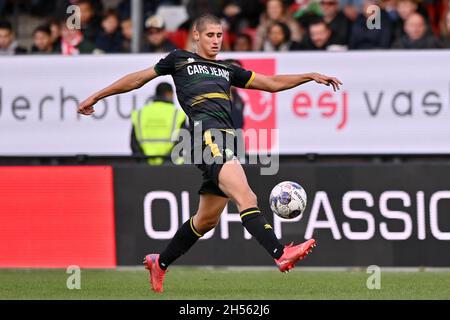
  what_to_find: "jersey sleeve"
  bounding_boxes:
[154,49,177,75]
[230,64,256,89]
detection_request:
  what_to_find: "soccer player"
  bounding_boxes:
[78,14,342,293]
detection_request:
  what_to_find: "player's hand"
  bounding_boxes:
[78,96,98,116]
[310,73,343,92]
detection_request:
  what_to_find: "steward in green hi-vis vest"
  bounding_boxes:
[131,83,186,165]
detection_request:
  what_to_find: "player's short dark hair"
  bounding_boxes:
[194,14,221,33]
[155,82,173,98]
[0,20,13,32]
[33,25,52,37]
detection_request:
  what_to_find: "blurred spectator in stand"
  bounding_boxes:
[291,0,325,34]
[382,0,401,22]
[120,18,133,53]
[319,0,352,45]
[222,0,265,33]
[232,33,254,51]
[349,0,393,49]
[440,7,450,47]
[31,25,55,54]
[255,0,302,50]
[78,0,102,44]
[263,21,301,51]
[393,0,419,39]
[393,0,431,40]
[0,21,27,55]
[339,0,364,22]
[298,18,333,50]
[392,12,442,48]
[47,18,62,50]
[95,9,123,53]
[59,21,98,55]
[223,1,244,35]
[143,15,177,53]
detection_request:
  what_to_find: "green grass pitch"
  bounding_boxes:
[1,268,449,300]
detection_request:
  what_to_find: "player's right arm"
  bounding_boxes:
[78,67,159,116]
[249,72,343,93]
[229,63,342,94]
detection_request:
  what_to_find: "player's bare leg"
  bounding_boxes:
[144,194,228,292]
[218,160,258,211]
[192,194,229,235]
[218,160,316,272]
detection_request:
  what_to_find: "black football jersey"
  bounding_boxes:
[154,49,255,131]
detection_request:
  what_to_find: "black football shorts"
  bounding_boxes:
[192,129,239,198]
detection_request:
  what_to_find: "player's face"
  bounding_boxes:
[195,23,223,59]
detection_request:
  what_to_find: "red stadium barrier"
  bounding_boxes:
[0,166,116,268]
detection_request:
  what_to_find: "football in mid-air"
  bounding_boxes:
[269,181,307,219]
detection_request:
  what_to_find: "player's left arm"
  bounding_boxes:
[78,67,159,116]
[248,72,343,92]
